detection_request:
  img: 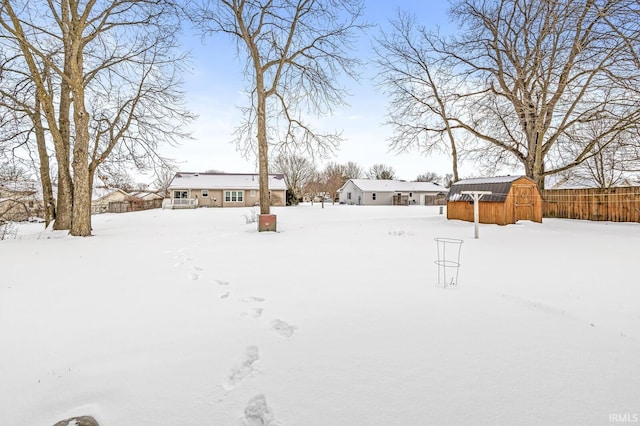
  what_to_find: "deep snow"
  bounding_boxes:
[1,204,639,426]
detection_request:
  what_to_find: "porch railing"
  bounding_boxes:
[162,198,199,209]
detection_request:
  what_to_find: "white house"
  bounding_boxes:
[91,188,132,214]
[338,179,448,206]
[165,172,287,208]
[0,180,43,221]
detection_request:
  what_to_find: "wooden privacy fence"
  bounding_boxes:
[541,187,640,222]
[106,198,163,214]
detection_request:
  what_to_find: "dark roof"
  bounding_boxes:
[446,175,533,202]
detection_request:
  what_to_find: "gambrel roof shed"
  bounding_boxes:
[446,175,542,224]
[447,175,528,202]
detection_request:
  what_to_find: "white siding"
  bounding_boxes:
[339,179,448,206]
[363,191,394,206]
[339,181,365,205]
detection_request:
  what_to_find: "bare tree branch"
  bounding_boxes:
[189,0,369,216]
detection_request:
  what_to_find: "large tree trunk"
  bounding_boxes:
[69,36,92,237]
[256,75,270,216]
[70,120,92,237]
[33,102,56,227]
[447,128,459,183]
[524,130,546,190]
[53,152,74,230]
[53,57,74,230]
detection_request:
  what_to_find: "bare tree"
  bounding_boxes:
[188,0,368,221]
[342,161,364,179]
[0,56,58,227]
[303,170,324,203]
[152,163,178,198]
[415,172,440,183]
[95,165,136,192]
[563,123,640,188]
[0,0,192,236]
[0,161,30,182]
[366,163,396,180]
[442,173,454,188]
[376,0,640,189]
[375,11,462,182]
[271,154,315,204]
[320,162,348,204]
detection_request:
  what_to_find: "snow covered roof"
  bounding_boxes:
[342,179,448,193]
[92,188,131,202]
[0,180,39,194]
[130,190,163,200]
[447,175,536,202]
[168,172,287,191]
[454,175,523,185]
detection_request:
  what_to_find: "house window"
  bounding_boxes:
[409,192,413,197]
[202,190,209,197]
[347,192,351,200]
[250,190,256,197]
[372,193,376,200]
[174,190,187,199]
[225,190,244,202]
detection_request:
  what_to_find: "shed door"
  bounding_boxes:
[514,185,534,221]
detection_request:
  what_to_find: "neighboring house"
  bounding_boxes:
[0,181,43,222]
[92,188,164,214]
[446,175,542,225]
[337,179,448,206]
[130,190,164,202]
[165,172,287,208]
[91,188,134,214]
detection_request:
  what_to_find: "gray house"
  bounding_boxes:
[338,179,448,206]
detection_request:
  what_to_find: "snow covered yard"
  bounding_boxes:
[1,204,639,426]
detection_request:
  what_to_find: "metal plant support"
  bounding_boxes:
[434,238,463,288]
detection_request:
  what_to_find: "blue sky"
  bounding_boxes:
[165,1,461,181]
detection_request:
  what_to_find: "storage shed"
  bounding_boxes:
[446,176,542,225]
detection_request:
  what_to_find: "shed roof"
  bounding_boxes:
[169,172,287,191]
[341,179,448,193]
[447,175,534,202]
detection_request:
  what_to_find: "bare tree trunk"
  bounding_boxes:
[189,0,365,228]
[33,99,56,227]
[257,83,270,216]
[53,46,74,230]
[2,0,189,236]
[69,28,92,237]
[447,128,459,183]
